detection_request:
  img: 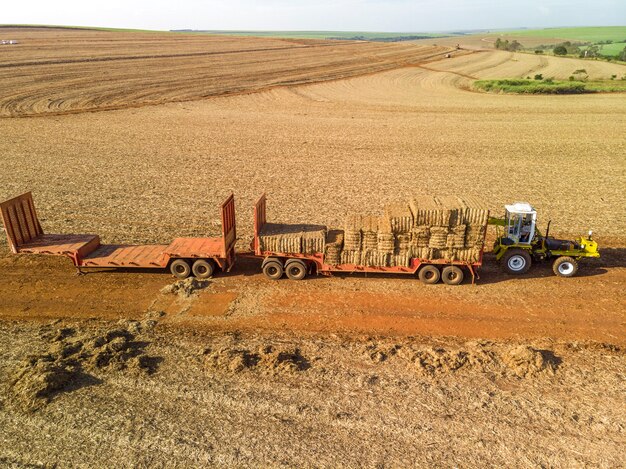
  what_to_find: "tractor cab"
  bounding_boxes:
[491,201,600,277]
[503,203,536,245]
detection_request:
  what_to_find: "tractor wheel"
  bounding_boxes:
[285,259,307,280]
[170,259,191,279]
[502,249,532,275]
[553,256,578,277]
[418,265,441,284]
[262,259,284,280]
[192,259,215,279]
[441,266,464,285]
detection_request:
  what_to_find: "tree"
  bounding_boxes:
[509,40,522,51]
[553,45,567,56]
[619,46,626,62]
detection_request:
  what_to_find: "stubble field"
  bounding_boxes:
[0,27,625,467]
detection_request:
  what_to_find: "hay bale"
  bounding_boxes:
[341,250,362,265]
[446,224,467,249]
[457,196,490,226]
[324,230,344,265]
[394,233,411,254]
[410,225,430,248]
[260,223,325,254]
[428,226,448,249]
[391,253,411,267]
[377,232,394,253]
[362,250,391,267]
[412,247,433,259]
[465,225,487,248]
[384,202,413,233]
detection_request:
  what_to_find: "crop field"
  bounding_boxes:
[0,28,625,467]
[508,26,626,43]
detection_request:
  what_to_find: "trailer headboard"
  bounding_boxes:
[253,194,267,255]
[0,192,43,253]
[221,194,236,255]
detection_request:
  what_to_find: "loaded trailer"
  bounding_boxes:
[0,192,236,278]
[252,194,487,284]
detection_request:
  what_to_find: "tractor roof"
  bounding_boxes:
[505,202,535,214]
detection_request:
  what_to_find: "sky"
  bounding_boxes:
[2,0,625,32]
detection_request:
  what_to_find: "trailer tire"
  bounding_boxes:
[285,259,307,280]
[192,259,215,279]
[170,259,191,279]
[441,266,464,285]
[553,256,578,277]
[418,265,440,284]
[262,260,284,280]
[502,249,532,275]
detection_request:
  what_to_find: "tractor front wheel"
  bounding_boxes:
[553,256,578,277]
[502,249,532,275]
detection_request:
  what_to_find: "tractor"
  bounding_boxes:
[490,202,599,277]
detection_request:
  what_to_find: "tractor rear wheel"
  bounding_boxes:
[442,266,464,285]
[553,256,578,277]
[170,259,191,279]
[418,265,441,284]
[262,260,284,280]
[502,249,532,275]
[192,259,215,279]
[285,259,307,280]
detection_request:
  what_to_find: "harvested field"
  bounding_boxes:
[0,27,451,117]
[0,28,625,467]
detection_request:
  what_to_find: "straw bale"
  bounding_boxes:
[465,225,487,248]
[324,230,344,265]
[412,247,433,259]
[362,250,391,267]
[391,253,411,267]
[341,250,362,265]
[457,196,490,226]
[301,227,326,254]
[449,247,482,263]
[259,223,325,254]
[394,233,411,254]
[428,226,448,249]
[362,231,378,251]
[410,225,430,248]
[446,224,467,249]
[377,232,394,253]
[343,230,361,251]
[384,202,413,233]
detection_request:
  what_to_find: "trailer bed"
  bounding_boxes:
[81,244,169,268]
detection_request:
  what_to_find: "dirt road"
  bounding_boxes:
[2,246,623,345]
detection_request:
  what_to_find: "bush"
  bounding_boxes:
[553,45,568,55]
[534,74,543,80]
[569,76,575,81]
[534,49,544,54]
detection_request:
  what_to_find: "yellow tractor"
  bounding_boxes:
[490,203,599,277]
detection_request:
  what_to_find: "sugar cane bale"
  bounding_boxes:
[301,226,326,254]
[410,225,431,248]
[465,225,487,248]
[394,233,411,254]
[446,224,467,249]
[324,230,344,265]
[428,226,448,249]
[343,215,362,251]
[363,250,391,267]
[391,253,411,267]
[341,249,362,265]
[385,201,413,234]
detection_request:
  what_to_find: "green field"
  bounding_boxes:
[474,78,626,94]
[508,26,626,43]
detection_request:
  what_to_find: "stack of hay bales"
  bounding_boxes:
[259,223,326,255]
[408,196,489,263]
[324,196,489,267]
[324,230,344,265]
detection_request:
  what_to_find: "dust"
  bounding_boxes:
[160,278,210,298]
[362,340,559,377]
[9,319,159,412]
[204,344,310,374]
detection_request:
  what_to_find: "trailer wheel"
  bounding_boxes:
[553,256,578,277]
[502,249,532,275]
[418,265,440,284]
[262,260,284,280]
[442,266,464,285]
[170,259,191,279]
[192,259,215,279]
[285,259,307,280]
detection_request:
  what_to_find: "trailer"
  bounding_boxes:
[252,194,485,284]
[0,192,236,279]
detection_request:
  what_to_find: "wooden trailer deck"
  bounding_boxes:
[1,192,238,276]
